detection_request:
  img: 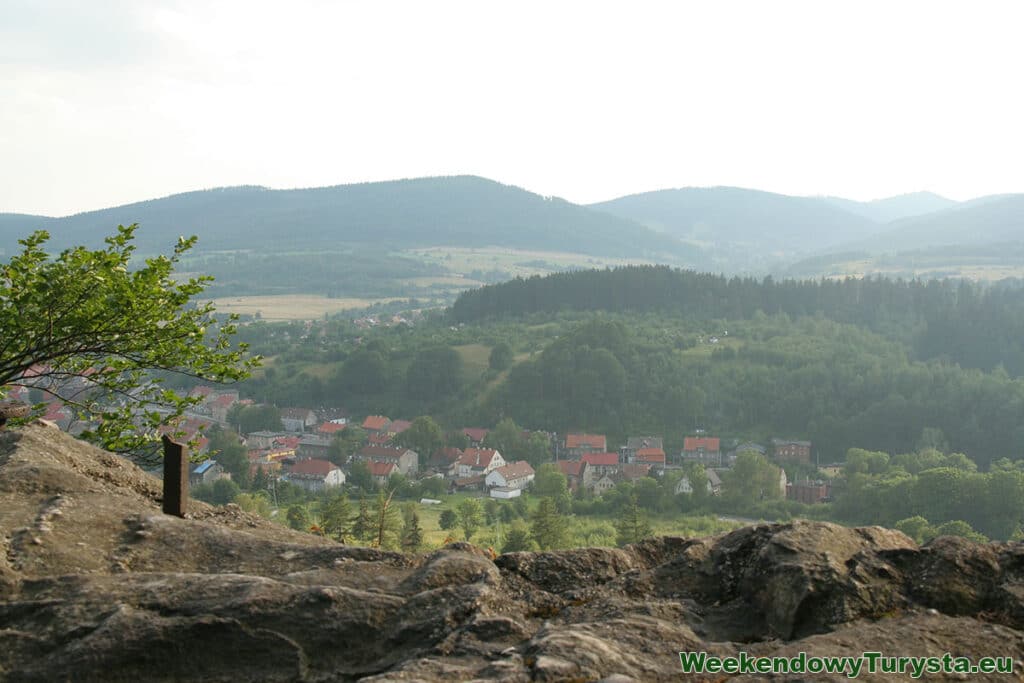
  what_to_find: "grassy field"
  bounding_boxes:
[406,246,646,279]
[208,294,405,321]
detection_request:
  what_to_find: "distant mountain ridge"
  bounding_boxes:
[0,176,694,261]
[821,191,957,223]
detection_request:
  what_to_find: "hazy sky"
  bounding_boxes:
[2,0,1023,216]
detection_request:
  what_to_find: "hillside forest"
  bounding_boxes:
[182,266,1024,544]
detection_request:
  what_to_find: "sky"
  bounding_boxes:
[2,0,1023,216]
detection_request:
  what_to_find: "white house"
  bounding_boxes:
[456,448,505,478]
[490,486,522,499]
[485,460,535,490]
[675,468,723,496]
[286,459,345,492]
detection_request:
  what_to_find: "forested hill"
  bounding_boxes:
[0,176,694,260]
[449,265,1024,376]
[589,187,881,256]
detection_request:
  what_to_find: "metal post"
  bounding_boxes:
[162,435,189,517]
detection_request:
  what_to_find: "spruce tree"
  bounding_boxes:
[352,495,372,541]
[615,494,653,547]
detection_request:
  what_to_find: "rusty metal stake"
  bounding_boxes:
[162,435,189,517]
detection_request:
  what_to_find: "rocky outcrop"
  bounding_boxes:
[1,423,1023,681]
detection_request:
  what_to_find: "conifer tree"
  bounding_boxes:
[530,497,568,550]
[401,504,424,553]
[615,494,653,547]
[352,495,372,541]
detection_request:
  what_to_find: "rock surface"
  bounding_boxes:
[1,423,1023,681]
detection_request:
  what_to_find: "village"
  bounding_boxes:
[169,386,832,507]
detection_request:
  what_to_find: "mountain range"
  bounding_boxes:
[1,176,1021,280]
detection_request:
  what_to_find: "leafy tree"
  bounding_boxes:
[615,494,653,546]
[530,497,568,550]
[210,478,242,505]
[206,425,251,489]
[394,416,443,465]
[234,492,272,517]
[287,504,311,531]
[406,346,464,400]
[401,504,424,552]
[483,418,525,458]
[456,498,484,541]
[231,404,284,435]
[533,463,568,498]
[251,466,269,493]
[445,429,470,450]
[347,460,375,492]
[501,521,536,553]
[488,342,514,371]
[933,520,988,543]
[439,508,458,530]
[0,225,256,454]
[321,493,353,542]
[894,515,933,544]
[327,425,367,465]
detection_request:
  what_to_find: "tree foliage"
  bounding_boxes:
[0,225,256,454]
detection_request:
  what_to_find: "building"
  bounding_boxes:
[367,461,398,487]
[581,452,620,477]
[564,433,607,458]
[297,435,333,460]
[682,436,722,466]
[772,439,812,463]
[462,427,489,446]
[189,460,225,486]
[591,473,617,495]
[489,486,522,499]
[556,459,590,492]
[280,408,318,433]
[485,460,536,490]
[355,445,419,476]
[455,448,505,478]
[635,447,666,467]
[286,459,345,492]
[620,436,664,463]
[675,468,722,496]
[787,479,830,504]
[362,415,391,435]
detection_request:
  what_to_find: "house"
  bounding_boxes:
[189,460,226,486]
[581,452,620,477]
[367,461,398,487]
[428,447,464,475]
[620,463,652,481]
[388,419,413,435]
[245,431,292,449]
[620,436,664,463]
[734,441,766,456]
[455,448,505,478]
[635,447,666,467]
[591,473,617,495]
[490,486,522,499]
[675,468,722,496]
[355,445,419,476]
[787,479,830,504]
[362,415,391,435]
[564,433,607,458]
[772,439,812,463]
[209,392,239,423]
[556,459,587,492]
[297,434,333,460]
[462,427,489,446]
[280,408,318,433]
[317,422,347,436]
[451,475,485,492]
[286,459,345,492]
[485,460,536,490]
[682,436,722,466]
